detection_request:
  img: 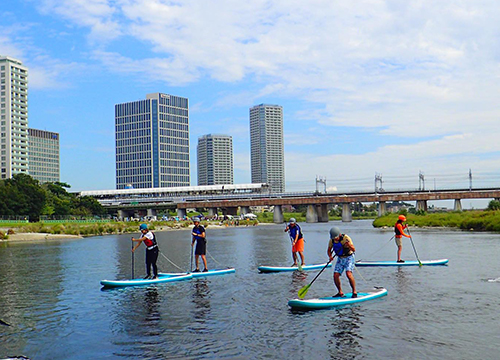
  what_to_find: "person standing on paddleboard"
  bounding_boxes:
[328,226,357,298]
[192,217,208,272]
[284,218,305,267]
[132,223,159,279]
[395,215,411,263]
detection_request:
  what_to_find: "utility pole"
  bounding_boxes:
[375,173,383,193]
[469,168,472,191]
[315,175,327,193]
[419,171,425,191]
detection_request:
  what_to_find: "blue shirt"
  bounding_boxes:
[288,224,303,240]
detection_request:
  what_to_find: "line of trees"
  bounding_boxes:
[0,174,105,221]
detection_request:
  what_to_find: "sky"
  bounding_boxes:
[2,0,500,208]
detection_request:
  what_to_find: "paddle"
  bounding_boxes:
[406,226,422,267]
[297,256,335,299]
[131,238,135,279]
[190,239,194,273]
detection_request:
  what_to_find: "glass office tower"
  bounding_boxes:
[115,92,190,189]
[28,128,60,183]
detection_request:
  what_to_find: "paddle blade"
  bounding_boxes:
[298,263,303,271]
[298,284,310,299]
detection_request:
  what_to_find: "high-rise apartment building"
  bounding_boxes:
[0,56,29,179]
[249,104,285,193]
[115,92,190,189]
[28,128,60,183]
[197,134,233,186]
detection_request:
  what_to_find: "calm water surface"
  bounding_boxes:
[1,220,499,359]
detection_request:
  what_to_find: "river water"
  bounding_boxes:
[1,220,499,359]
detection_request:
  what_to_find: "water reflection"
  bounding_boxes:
[191,279,211,324]
[327,308,363,359]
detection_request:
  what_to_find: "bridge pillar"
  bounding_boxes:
[147,209,157,217]
[378,201,387,217]
[273,205,284,224]
[306,205,319,223]
[416,200,428,212]
[177,208,187,219]
[240,206,251,215]
[342,203,352,222]
[317,204,329,222]
[207,208,218,217]
[117,209,134,220]
[222,207,238,216]
[454,199,462,211]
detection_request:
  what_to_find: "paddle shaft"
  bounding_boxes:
[304,257,334,287]
[406,226,422,266]
[131,238,135,279]
[190,239,194,272]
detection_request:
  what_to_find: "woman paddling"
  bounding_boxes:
[132,223,159,279]
[394,215,411,263]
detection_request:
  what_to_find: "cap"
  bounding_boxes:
[329,226,341,239]
[139,223,148,230]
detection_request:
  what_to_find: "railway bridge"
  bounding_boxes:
[80,185,500,223]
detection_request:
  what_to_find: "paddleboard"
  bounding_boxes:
[258,263,332,273]
[159,268,236,278]
[355,259,449,266]
[288,287,388,310]
[100,273,192,288]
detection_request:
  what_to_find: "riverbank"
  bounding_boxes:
[373,210,500,232]
[0,220,262,242]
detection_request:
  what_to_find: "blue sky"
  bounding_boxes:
[2,0,500,204]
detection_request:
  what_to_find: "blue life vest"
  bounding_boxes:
[289,224,303,240]
[193,225,206,241]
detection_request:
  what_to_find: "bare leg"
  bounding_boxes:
[345,271,356,295]
[333,272,343,296]
[292,252,297,266]
[201,254,208,270]
[298,251,305,266]
[397,245,403,261]
[194,254,200,270]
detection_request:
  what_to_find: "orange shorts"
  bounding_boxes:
[292,238,304,253]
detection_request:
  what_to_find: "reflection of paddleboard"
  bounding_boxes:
[355,259,449,266]
[487,277,500,283]
[258,263,331,273]
[159,268,236,278]
[288,287,388,310]
[100,273,192,288]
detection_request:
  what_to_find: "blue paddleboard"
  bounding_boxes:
[355,259,449,267]
[288,287,388,310]
[258,263,332,273]
[100,273,192,288]
[159,268,236,278]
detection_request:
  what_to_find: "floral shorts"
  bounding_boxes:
[334,254,355,274]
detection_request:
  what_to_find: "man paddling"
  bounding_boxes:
[327,226,357,298]
[284,218,305,268]
[395,215,411,263]
[191,217,208,272]
[132,223,159,279]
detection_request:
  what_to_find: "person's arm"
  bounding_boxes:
[131,237,144,252]
[327,239,334,260]
[344,237,356,252]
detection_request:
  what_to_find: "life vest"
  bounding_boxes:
[394,221,403,237]
[193,225,206,241]
[143,232,157,250]
[332,234,353,257]
[289,224,303,240]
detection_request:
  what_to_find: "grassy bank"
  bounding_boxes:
[373,210,500,232]
[0,219,259,238]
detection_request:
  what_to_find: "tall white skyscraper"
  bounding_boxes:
[197,134,233,186]
[115,92,190,189]
[28,128,60,183]
[0,56,29,179]
[249,104,285,193]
